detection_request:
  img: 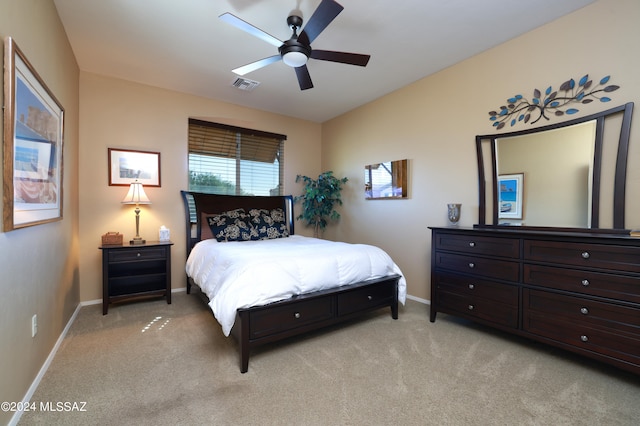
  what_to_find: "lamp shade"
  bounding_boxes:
[121,181,151,205]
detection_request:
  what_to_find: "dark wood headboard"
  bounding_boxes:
[180,191,295,256]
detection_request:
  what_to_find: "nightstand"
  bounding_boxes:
[99,241,173,314]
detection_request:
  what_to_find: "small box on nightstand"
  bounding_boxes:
[101,232,123,245]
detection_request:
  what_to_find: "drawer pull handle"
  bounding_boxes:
[468,262,475,269]
[581,251,590,259]
[580,335,589,342]
[294,312,301,319]
[367,295,373,301]
[581,279,590,287]
[468,305,474,310]
[469,242,476,247]
[580,307,589,315]
[137,252,141,257]
[468,284,475,290]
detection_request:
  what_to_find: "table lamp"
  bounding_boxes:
[122,180,151,245]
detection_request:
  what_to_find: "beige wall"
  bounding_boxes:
[78,73,321,302]
[0,0,79,423]
[322,0,640,301]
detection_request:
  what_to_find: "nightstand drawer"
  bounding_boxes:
[109,247,167,262]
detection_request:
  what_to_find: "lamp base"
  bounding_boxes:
[130,237,146,245]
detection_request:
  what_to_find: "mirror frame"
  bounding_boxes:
[475,102,634,232]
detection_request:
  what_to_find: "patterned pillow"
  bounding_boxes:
[247,208,289,240]
[206,209,257,242]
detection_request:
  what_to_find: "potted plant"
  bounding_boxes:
[295,171,348,238]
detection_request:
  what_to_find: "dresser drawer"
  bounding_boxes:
[524,264,640,304]
[523,289,640,334]
[434,272,518,305]
[337,280,395,316]
[438,290,518,328]
[522,290,640,365]
[249,296,334,339]
[109,247,167,262]
[434,233,520,258]
[524,240,640,273]
[434,252,519,282]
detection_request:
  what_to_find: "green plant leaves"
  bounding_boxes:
[295,171,348,237]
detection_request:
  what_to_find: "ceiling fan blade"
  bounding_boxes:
[310,50,370,67]
[294,65,313,90]
[219,13,283,47]
[298,0,343,45]
[232,55,282,76]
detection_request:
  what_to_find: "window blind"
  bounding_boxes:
[188,119,286,197]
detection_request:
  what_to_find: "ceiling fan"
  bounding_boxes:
[219,0,371,90]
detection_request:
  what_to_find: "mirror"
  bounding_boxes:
[496,121,596,227]
[476,102,633,230]
[364,159,408,199]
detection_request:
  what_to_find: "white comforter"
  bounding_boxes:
[186,235,406,336]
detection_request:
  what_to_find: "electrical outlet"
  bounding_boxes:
[31,314,37,337]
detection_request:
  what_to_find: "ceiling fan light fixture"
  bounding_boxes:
[282,51,308,67]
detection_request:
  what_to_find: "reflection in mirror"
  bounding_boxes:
[364,159,408,199]
[496,121,596,227]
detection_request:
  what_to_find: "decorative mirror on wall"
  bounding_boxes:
[475,102,633,231]
[364,159,408,199]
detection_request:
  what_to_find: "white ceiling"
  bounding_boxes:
[53,0,595,123]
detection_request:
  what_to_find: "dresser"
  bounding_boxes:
[430,227,640,374]
[100,241,173,314]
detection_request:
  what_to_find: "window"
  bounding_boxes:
[188,119,286,196]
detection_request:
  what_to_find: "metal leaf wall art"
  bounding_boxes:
[489,74,620,129]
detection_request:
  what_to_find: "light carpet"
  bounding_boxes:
[19,292,640,425]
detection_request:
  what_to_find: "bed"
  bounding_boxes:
[181,190,406,373]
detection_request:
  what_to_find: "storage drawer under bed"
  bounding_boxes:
[337,280,396,316]
[248,296,334,339]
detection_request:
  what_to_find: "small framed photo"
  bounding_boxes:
[108,148,161,187]
[498,173,524,219]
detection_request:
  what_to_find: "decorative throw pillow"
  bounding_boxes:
[247,208,289,240]
[206,209,256,242]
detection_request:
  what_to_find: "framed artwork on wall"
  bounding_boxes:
[108,148,161,187]
[498,173,524,220]
[3,37,65,231]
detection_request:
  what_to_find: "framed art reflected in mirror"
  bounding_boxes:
[364,159,408,199]
[3,37,65,231]
[498,173,523,221]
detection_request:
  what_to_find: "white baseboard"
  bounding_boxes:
[406,294,430,305]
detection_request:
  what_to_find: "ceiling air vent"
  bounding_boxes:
[231,77,260,91]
